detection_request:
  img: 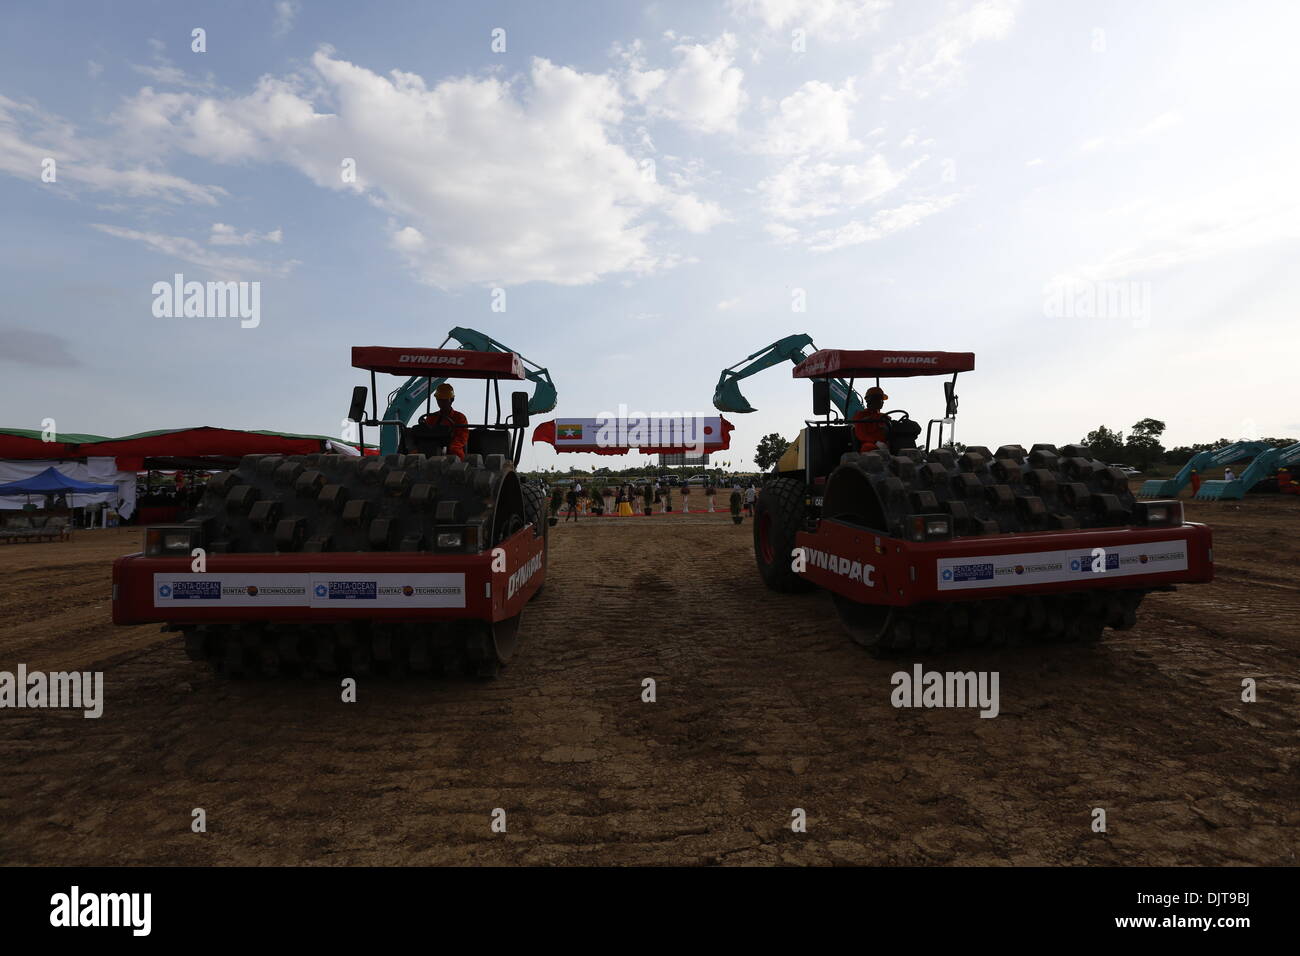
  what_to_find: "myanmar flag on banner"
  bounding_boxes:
[557,423,584,440]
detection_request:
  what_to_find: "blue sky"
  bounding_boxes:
[1,0,1296,470]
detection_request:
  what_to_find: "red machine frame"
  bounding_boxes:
[112,523,545,626]
[794,521,1212,605]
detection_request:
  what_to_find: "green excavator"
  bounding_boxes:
[378,326,558,454]
[714,334,868,474]
[714,334,864,418]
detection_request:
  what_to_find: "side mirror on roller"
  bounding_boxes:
[812,380,831,417]
[511,390,530,427]
[347,386,368,423]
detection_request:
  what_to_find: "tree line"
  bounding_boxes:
[1078,420,1296,469]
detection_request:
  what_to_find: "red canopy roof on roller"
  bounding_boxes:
[793,349,975,379]
[351,347,525,380]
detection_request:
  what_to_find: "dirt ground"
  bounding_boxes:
[1,488,1297,866]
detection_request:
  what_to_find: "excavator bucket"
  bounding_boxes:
[527,376,558,414]
[1139,477,1180,497]
[1193,479,1242,501]
[714,375,757,413]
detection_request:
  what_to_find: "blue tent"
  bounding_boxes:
[0,467,118,496]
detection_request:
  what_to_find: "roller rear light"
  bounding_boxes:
[144,525,203,557]
[1134,500,1184,527]
[907,514,953,542]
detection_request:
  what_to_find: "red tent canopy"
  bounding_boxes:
[74,428,327,470]
[0,426,358,471]
[0,429,108,459]
[793,349,975,379]
[0,433,72,459]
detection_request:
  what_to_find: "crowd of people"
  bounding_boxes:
[136,483,205,510]
[549,478,759,521]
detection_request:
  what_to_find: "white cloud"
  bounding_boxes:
[665,193,728,232]
[0,95,224,205]
[716,297,741,310]
[873,0,1019,96]
[130,63,214,89]
[730,0,891,39]
[91,224,297,277]
[761,153,909,220]
[113,77,323,165]
[1080,110,1186,153]
[87,60,103,79]
[759,79,860,155]
[273,0,301,37]
[130,40,216,91]
[209,222,283,245]
[764,222,801,242]
[117,50,722,286]
[626,34,747,134]
[802,194,959,251]
[1049,173,1300,284]
[1137,110,1182,138]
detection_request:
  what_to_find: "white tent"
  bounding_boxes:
[0,458,137,518]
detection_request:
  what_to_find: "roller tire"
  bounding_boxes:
[753,477,814,593]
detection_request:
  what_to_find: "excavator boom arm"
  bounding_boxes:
[713,333,862,417]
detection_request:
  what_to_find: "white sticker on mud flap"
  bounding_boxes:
[308,573,465,608]
[936,541,1188,591]
[153,573,309,607]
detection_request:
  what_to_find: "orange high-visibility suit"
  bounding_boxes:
[852,409,890,452]
[420,409,469,460]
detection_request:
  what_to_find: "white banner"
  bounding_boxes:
[936,541,1189,591]
[309,573,465,608]
[153,572,466,608]
[553,416,727,451]
[153,573,307,607]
